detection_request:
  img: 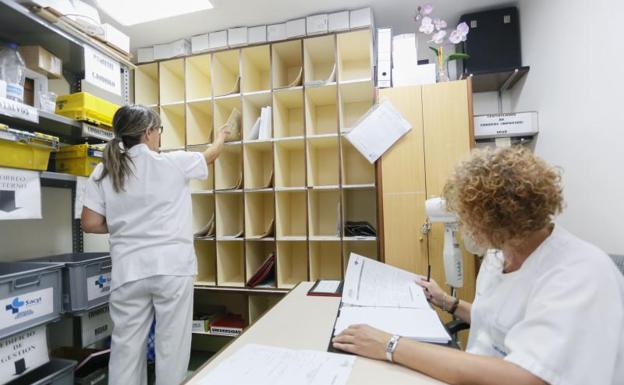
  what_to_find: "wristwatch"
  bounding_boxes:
[385,335,401,362]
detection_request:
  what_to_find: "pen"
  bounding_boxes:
[427,265,431,282]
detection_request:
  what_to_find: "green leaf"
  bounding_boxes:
[429,46,439,55]
[447,53,470,61]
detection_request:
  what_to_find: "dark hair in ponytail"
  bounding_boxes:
[97,105,160,192]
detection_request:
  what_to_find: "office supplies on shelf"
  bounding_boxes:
[221,107,241,142]
[376,28,392,88]
[258,106,272,139]
[344,221,376,237]
[196,343,355,385]
[246,252,276,287]
[344,100,411,163]
[209,313,245,336]
[304,63,336,87]
[194,213,216,239]
[307,280,343,297]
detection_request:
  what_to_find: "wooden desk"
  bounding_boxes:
[186,282,446,385]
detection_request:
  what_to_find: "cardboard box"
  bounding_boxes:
[267,23,286,42]
[329,11,350,32]
[137,47,154,63]
[306,14,328,35]
[228,27,248,47]
[18,46,62,79]
[209,30,228,50]
[101,23,130,54]
[350,8,374,28]
[153,39,190,60]
[286,18,306,38]
[248,25,267,44]
[191,34,210,54]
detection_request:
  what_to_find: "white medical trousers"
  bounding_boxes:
[108,275,194,385]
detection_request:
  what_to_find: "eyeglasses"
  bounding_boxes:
[152,125,163,134]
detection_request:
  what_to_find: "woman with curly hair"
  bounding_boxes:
[333,146,624,385]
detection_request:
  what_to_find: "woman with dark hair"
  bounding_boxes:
[332,146,624,385]
[81,105,230,385]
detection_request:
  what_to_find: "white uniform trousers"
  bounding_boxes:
[108,275,194,385]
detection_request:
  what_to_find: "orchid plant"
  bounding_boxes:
[414,3,470,80]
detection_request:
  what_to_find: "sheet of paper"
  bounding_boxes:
[334,307,450,343]
[197,344,355,385]
[0,168,41,220]
[344,100,411,163]
[74,176,88,219]
[342,253,428,308]
[313,280,341,293]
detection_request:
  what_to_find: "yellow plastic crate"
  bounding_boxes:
[0,125,59,171]
[55,144,105,177]
[55,92,120,128]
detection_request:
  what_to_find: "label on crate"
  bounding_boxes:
[0,97,38,123]
[0,325,49,382]
[84,46,121,96]
[82,123,114,141]
[0,168,42,220]
[0,288,54,330]
[86,273,112,301]
[79,305,113,348]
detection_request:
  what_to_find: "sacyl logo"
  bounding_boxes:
[95,275,107,289]
[5,298,24,314]
[5,296,41,319]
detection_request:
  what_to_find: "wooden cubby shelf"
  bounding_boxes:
[276,241,308,289]
[244,191,275,239]
[304,35,336,85]
[243,141,273,189]
[308,189,341,239]
[248,295,281,323]
[160,104,185,149]
[213,49,241,97]
[273,88,304,138]
[275,191,307,240]
[135,63,158,106]
[307,136,339,187]
[215,192,244,239]
[192,194,215,236]
[274,139,305,188]
[217,241,245,287]
[305,84,338,136]
[186,54,212,101]
[215,145,242,190]
[339,80,374,131]
[214,96,242,137]
[337,30,373,83]
[340,137,375,187]
[160,59,185,104]
[246,241,276,288]
[272,40,303,89]
[342,188,377,240]
[242,92,272,141]
[195,240,217,286]
[186,100,213,146]
[242,45,271,94]
[310,241,342,281]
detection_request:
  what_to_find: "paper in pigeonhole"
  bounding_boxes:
[344,100,411,163]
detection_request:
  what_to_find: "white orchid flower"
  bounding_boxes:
[421,3,433,15]
[430,30,447,44]
[419,16,435,35]
[433,18,447,31]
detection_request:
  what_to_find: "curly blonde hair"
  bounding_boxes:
[443,146,564,248]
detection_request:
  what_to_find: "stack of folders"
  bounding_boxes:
[248,106,272,141]
[246,252,276,288]
[210,313,246,337]
[334,253,451,344]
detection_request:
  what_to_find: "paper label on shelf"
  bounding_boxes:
[82,123,114,141]
[0,288,54,329]
[79,305,113,347]
[84,46,121,96]
[0,97,38,123]
[0,168,41,220]
[0,325,49,382]
[86,273,112,301]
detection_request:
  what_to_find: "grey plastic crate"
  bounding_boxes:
[0,262,63,340]
[29,253,111,313]
[6,358,77,385]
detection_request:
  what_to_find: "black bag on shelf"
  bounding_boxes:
[344,221,376,237]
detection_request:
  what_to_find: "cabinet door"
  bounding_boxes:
[379,86,428,274]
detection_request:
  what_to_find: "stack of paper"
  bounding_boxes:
[248,106,273,140]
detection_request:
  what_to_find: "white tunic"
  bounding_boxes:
[83,144,208,291]
[466,225,624,385]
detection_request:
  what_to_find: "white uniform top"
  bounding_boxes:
[83,144,208,291]
[467,225,624,385]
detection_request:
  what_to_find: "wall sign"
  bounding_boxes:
[79,305,113,348]
[84,46,121,96]
[0,168,41,220]
[0,326,49,382]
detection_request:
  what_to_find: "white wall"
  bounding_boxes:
[475,0,624,254]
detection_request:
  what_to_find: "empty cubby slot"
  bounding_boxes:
[243,141,273,189]
[195,240,216,285]
[244,191,275,239]
[192,194,215,238]
[248,294,282,323]
[342,189,377,240]
[245,241,276,288]
[160,104,185,149]
[308,190,341,239]
[274,139,305,188]
[190,161,214,192]
[216,241,245,287]
[272,40,303,89]
[215,145,243,190]
[337,30,373,82]
[213,49,241,96]
[340,138,375,187]
[214,97,242,140]
[307,136,339,187]
[242,45,271,93]
[242,92,272,141]
[275,191,307,239]
[305,84,338,136]
[215,192,244,238]
[303,35,336,84]
[273,88,304,138]
[276,241,308,289]
[339,80,374,131]
[343,240,378,272]
[186,100,213,146]
[135,63,158,106]
[159,59,185,104]
[186,54,212,101]
[309,241,342,280]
